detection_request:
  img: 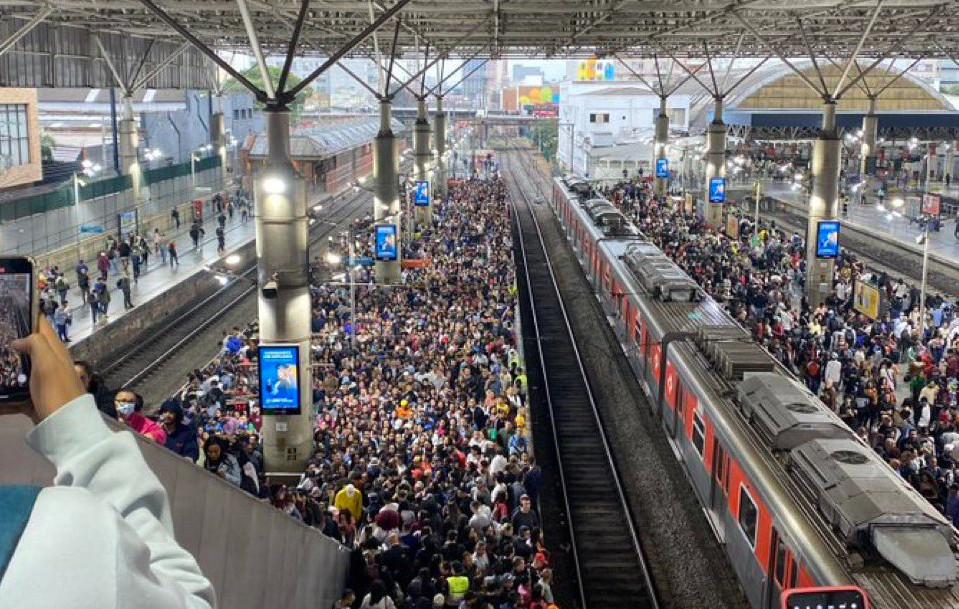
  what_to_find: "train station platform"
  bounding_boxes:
[759,181,959,269]
[54,213,256,345]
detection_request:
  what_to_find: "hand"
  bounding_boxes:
[9,316,86,423]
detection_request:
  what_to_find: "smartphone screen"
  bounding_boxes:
[0,257,34,403]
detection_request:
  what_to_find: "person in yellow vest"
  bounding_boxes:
[334,483,363,523]
[445,561,469,606]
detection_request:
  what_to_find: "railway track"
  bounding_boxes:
[504,146,660,609]
[100,190,372,395]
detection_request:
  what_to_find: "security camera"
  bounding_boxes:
[261,279,279,299]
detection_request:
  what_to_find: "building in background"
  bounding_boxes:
[557,80,691,176]
[486,60,508,110]
[0,88,42,190]
[512,64,545,85]
[457,59,488,108]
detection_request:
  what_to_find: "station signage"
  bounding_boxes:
[708,177,726,203]
[655,158,669,179]
[853,280,883,319]
[815,221,840,259]
[414,180,430,206]
[375,224,398,261]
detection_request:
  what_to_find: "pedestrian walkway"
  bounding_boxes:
[761,181,959,268]
[56,213,256,344]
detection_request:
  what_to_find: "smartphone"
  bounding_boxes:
[0,257,36,404]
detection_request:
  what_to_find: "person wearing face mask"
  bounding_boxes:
[115,389,166,444]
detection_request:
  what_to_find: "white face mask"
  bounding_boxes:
[117,402,135,416]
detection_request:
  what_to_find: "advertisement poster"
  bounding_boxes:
[709,177,726,203]
[922,193,941,215]
[414,180,430,206]
[655,158,669,179]
[816,221,840,258]
[117,209,138,239]
[258,345,301,414]
[853,280,882,319]
[375,224,398,261]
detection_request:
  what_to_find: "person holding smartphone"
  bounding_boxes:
[0,315,216,609]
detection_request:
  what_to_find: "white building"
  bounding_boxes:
[557,80,692,176]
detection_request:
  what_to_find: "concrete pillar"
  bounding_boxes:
[255,109,313,473]
[860,97,878,178]
[927,143,938,187]
[434,96,447,198]
[414,97,432,225]
[654,96,669,197]
[374,98,402,284]
[703,97,726,227]
[212,93,229,193]
[806,101,841,309]
[118,95,141,202]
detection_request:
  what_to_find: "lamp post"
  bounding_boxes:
[917,227,930,340]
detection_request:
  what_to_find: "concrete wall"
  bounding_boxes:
[0,87,43,188]
[0,413,351,609]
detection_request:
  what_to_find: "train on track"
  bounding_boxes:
[550,175,959,609]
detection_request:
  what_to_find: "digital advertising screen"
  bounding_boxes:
[708,177,726,203]
[258,344,301,414]
[655,158,669,179]
[816,221,840,259]
[375,224,398,261]
[414,180,431,206]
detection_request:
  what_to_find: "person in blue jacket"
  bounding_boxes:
[159,400,200,462]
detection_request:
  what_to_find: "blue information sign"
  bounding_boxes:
[816,221,840,258]
[258,344,301,414]
[414,180,430,206]
[375,224,398,261]
[655,158,669,179]
[709,177,726,203]
[79,224,105,235]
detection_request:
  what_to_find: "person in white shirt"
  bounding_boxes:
[0,318,216,609]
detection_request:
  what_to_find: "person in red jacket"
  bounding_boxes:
[115,389,167,444]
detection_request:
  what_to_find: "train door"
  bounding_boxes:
[711,439,728,539]
[767,529,799,609]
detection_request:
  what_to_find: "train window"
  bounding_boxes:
[738,485,758,548]
[692,409,706,457]
[788,558,799,589]
[774,533,787,585]
[714,443,726,491]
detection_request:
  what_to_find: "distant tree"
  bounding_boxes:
[40,131,57,163]
[224,65,308,123]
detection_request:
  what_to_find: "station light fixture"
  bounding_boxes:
[261,175,287,195]
[225,254,241,266]
[891,198,904,208]
[81,159,94,169]
[313,204,323,212]
[326,252,342,265]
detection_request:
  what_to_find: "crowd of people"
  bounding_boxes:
[34,188,251,343]
[603,178,959,523]
[97,176,559,609]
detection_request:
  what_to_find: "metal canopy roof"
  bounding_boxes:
[3,1,959,60]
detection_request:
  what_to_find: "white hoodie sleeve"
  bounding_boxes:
[0,394,216,609]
